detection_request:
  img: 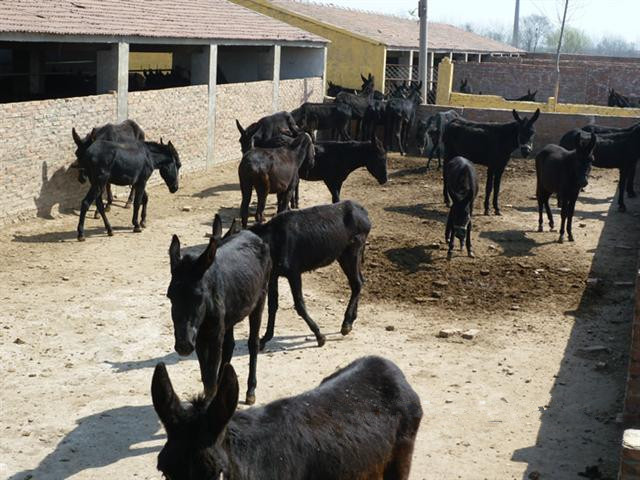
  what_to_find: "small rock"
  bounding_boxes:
[437,328,461,338]
[431,291,443,299]
[480,270,490,276]
[433,280,449,288]
[559,267,571,273]
[414,297,429,303]
[461,329,479,340]
[13,338,26,345]
[517,262,528,269]
[61,276,70,281]
[595,361,607,370]
[511,305,520,311]
[182,206,192,212]
[488,245,497,250]
[528,472,540,480]
[385,325,395,332]
[426,243,440,250]
[578,223,586,228]
[445,399,453,404]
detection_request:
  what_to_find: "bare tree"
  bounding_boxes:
[520,14,552,52]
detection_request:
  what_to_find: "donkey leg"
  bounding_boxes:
[543,192,554,230]
[77,185,98,241]
[492,169,504,215]
[94,188,113,237]
[246,290,266,405]
[240,181,253,229]
[131,187,145,233]
[125,186,135,208]
[196,327,223,399]
[337,239,365,335]
[255,183,268,223]
[537,191,544,232]
[105,183,113,211]
[618,168,628,212]
[383,439,417,480]
[484,170,494,216]
[287,273,326,347]
[140,191,149,229]
[558,199,567,243]
[627,161,637,198]
[260,273,279,351]
[567,196,577,242]
[466,219,475,258]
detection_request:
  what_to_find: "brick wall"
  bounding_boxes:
[279,77,323,112]
[0,94,116,225]
[129,85,208,177]
[414,105,639,157]
[453,59,640,106]
[214,80,274,164]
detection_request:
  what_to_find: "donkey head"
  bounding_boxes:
[459,79,471,93]
[236,120,255,154]
[159,141,181,193]
[512,108,540,157]
[167,234,218,355]
[360,73,375,94]
[71,127,93,161]
[574,132,597,189]
[152,362,239,480]
[291,132,315,174]
[366,132,388,185]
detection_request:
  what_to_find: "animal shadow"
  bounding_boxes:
[34,161,85,219]
[12,226,130,244]
[7,405,161,480]
[385,245,436,273]
[192,182,240,198]
[479,229,555,257]
[105,352,185,373]
[385,203,446,222]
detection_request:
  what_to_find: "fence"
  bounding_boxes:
[385,63,437,103]
[435,57,640,118]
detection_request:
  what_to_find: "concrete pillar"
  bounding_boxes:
[407,50,414,81]
[206,45,218,168]
[436,56,453,105]
[96,42,129,121]
[28,50,44,95]
[428,52,434,86]
[116,42,129,122]
[322,46,328,96]
[464,53,469,62]
[272,44,281,113]
[477,54,482,63]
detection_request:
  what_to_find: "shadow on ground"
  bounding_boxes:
[511,185,638,479]
[8,405,162,480]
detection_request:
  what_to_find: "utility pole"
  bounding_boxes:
[418,0,428,104]
[512,0,520,48]
[554,0,569,106]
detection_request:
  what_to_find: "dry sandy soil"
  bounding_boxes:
[1,154,638,480]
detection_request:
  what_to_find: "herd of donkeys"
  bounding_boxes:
[66,79,640,477]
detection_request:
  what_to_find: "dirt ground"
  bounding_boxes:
[1,153,638,480]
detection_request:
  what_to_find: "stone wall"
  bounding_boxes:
[214,80,274,164]
[279,77,323,112]
[0,94,116,225]
[453,58,640,106]
[129,85,208,177]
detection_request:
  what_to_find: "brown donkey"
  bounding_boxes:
[238,132,314,228]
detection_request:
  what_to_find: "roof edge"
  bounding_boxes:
[230,0,384,47]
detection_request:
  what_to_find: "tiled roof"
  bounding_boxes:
[269,0,522,53]
[0,0,327,43]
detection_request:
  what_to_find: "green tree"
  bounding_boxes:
[546,26,592,53]
[519,14,552,52]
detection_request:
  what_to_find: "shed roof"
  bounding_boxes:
[0,0,327,44]
[269,0,522,53]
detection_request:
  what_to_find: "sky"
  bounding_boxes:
[310,0,640,46]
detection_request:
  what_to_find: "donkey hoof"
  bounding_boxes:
[140,221,146,229]
[483,210,490,216]
[316,334,326,347]
[105,205,111,212]
[77,235,85,242]
[107,230,114,237]
[558,236,564,244]
[124,203,132,209]
[245,393,256,406]
[340,324,352,336]
[133,226,142,233]
[259,338,268,351]
[568,236,575,242]
[619,205,627,213]
[494,210,502,216]
[537,226,543,232]
[468,251,475,258]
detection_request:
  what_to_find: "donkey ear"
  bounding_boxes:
[196,237,218,277]
[207,363,239,435]
[236,120,245,136]
[151,363,183,433]
[212,214,223,240]
[587,132,597,153]
[224,218,241,239]
[169,235,181,272]
[361,73,367,83]
[529,108,541,124]
[512,109,522,122]
[72,128,83,147]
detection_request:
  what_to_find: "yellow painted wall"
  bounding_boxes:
[230,0,386,91]
[437,57,640,118]
[129,53,172,71]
